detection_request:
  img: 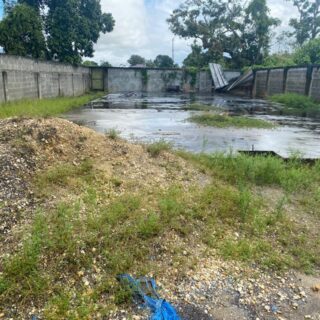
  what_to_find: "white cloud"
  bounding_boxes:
[93,0,298,66]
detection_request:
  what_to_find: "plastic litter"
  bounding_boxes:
[117,274,181,320]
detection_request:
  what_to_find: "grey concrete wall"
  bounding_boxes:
[286,68,307,95]
[0,54,91,103]
[267,69,285,95]
[253,65,320,101]
[309,67,320,100]
[253,70,268,97]
[103,67,212,93]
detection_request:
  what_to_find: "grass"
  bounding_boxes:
[270,93,320,117]
[1,150,320,317]
[146,140,172,157]
[188,113,275,129]
[184,103,217,111]
[0,92,105,119]
[105,128,121,140]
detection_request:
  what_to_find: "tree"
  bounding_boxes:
[146,59,156,67]
[82,60,98,66]
[100,60,112,67]
[46,0,115,64]
[1,0,115,64]
[0,3,46,58]
[168,0,279,68]
[154,55,175,68]
[240,0,280,65]
[293,38,320,64]
[288,0,320,46]
[183,44,211,68]
[128,55,146,66]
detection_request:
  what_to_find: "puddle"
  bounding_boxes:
[63,93,320,158]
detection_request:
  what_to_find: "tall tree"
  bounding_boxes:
[183,43,211,68]
[154,55,175,68]
[128,55,146,66]
[288,0,320,46]
[168,0,279,68]
[1,0,114,64]
[241,0,280,65]
[0,3,46,58]
[46,0,114,64]
[293,38,320,63]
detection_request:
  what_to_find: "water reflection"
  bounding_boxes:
[63,93,320,158]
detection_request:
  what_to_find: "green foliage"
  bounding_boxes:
[293,38,320,64]
[183,44,212,69]
[128,55,146,66]
[168,0,279,68]
[0,3,46,58]
[184,103,215,111]
[154,55,175,68]
[1,151,320,314]
[188,113,275,129]
[184,67,198,88]
[250,53,295,70]
[288,0,320,45]
[82,60,99,67]
[105,128,121,140]
[147,140,172,157]
[100,60,112,67]
[1,0,115,64]
[0,92,105,119]
[141,69,149,87]
[270,93,320,117]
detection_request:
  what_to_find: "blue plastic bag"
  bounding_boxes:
[117,274,181,320]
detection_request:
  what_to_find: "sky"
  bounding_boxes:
[95,0,297,66]
[0,0,297,65]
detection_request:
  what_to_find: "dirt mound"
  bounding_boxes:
[0,117,205,236]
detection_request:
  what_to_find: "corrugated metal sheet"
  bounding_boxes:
[227,70,253,91]
[209,63,229,89]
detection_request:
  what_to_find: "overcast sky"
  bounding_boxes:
[0,0,297,65]
[95,0,297,66]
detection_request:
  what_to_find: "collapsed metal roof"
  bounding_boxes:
[209,63,229,89]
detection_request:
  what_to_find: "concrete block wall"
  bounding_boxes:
[267,69,284,95]
[286,68,307,95]
[253,70,268,97]
[253,65,320,101]
[309,67,320,100]
[0,54,91,103]
[101,67,212,93]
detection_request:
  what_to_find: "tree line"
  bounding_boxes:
[168,0,320,69]
[0,0,319,68]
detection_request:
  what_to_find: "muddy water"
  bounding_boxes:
[63,93,320,158]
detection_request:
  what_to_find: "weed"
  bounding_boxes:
[188,113,275,129]
[184,103,218,112]
[105,128,121,140]
[270,93,320,118]
[0,93,105,119]
[147,140,172,157]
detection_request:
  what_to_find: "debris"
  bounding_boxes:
[118,274,181,320]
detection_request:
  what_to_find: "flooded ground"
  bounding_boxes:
[63,93,320,158]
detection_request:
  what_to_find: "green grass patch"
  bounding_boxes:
[188,113,275,129]
[1,151,320,316]
[0,92,104,119]
[105,128,121,140]
[147,140,172,157]
[184,103,217,111]
[270,93,320,117]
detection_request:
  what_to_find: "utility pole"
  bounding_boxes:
[172,37,175,63]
